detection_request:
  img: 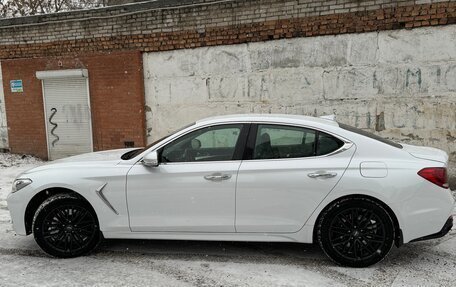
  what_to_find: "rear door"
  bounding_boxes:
[235,123,355,233]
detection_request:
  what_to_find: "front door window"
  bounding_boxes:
[161,124,243,162]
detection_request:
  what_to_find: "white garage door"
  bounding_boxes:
[37,70,93,160]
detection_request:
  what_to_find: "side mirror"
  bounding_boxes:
[142,151,159,167]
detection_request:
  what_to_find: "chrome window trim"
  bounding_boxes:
[135,120,354,164]
[159,160,242,166]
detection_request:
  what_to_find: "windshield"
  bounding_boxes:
[338,123,402,149]
[121,122,196,160]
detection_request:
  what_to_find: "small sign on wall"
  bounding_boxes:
[10,80,23,93]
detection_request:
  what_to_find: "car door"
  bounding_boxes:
[235,123,355,233]
[127,123,248,232]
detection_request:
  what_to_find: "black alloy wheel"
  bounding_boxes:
[33,194,102,258]
[317,197,395,267]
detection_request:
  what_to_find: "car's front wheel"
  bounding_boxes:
[317,197,395,267]
[32,194,102,258]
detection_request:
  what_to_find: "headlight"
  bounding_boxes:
[12,178,33,193]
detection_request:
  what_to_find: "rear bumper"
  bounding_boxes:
[410,216,453,243]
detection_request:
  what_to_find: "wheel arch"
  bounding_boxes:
[24,187,96,235]
[312,194,403,247]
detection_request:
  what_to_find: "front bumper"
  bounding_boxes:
[410,216,453,243]
[6,190,29,236]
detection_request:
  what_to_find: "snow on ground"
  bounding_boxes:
[0,153,455,287]
[0,154,42,224]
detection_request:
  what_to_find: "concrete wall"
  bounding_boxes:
[143,24,456,183]
[0,63,9,149]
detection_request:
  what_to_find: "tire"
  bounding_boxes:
[32,193,102,258]
[317,197,395,267]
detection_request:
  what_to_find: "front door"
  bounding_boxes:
[127,124,247,232]
[41,75,92,160]
[236,124,355,233]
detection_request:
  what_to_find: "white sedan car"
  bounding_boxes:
[7,114,454,267]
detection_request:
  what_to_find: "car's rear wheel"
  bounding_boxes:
[317,197,395,267]
[32,194,102,258]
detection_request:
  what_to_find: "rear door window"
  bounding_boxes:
[252,124,345,160]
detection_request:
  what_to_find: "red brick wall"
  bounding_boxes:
[0,1,455,59]
[1,59,48,158]
[86,52,145,151]
[1,51,145,159]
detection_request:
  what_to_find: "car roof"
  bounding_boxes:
[195,114,340,128]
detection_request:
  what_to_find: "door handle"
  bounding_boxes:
[307,172,337,179]
[204,173,232,181]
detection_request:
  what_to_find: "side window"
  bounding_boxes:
[160,124,243,163]
[253,125,316,159]
[252,124,345,160]
[316,132,344,156]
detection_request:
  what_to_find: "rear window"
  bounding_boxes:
[316,132,345,156]
[338,123,402,149]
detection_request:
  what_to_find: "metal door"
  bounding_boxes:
[41,76,92,160]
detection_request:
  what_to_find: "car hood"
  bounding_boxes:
[51,148,138,163]
[401,144,449,164]
[21,148,139,175]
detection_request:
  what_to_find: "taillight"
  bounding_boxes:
[417,167,449,189]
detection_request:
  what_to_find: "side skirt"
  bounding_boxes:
[102,225,314,243]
